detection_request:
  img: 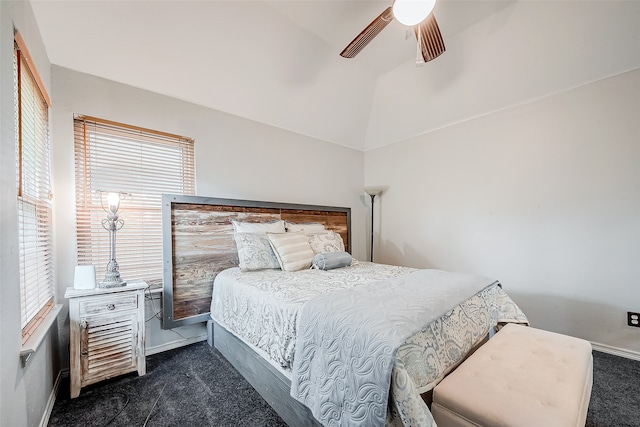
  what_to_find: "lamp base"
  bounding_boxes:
[99,270,127,288]
[98,279,127,288]
[98,280,127,289]
[99,258,127,288]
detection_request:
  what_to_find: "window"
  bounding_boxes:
[14,31,54,343]
[74,116,195,286]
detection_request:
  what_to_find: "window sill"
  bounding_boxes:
[20,304,63,367]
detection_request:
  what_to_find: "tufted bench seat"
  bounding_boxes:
[431,323,593,427]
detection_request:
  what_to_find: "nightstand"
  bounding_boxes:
[65,280,147,398]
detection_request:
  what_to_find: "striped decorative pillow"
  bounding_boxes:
[267,232,315,272]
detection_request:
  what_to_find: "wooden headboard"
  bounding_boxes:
[161,194,351,329]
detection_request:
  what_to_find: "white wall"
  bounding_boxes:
[50,65,367,365]
[0,2,59,427]
[365,68,640,355]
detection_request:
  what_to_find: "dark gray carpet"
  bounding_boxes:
[586,351,640,427]
[49,342,287,426]
[49,344,639,426]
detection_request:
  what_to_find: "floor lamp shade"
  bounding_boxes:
[364,186,387,262]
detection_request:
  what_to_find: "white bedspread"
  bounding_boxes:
[211,262,416,368]
[291,269,501,427]
[210,262,528,426]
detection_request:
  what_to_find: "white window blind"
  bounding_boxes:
[14,33,55,342]
[74,116,195,286]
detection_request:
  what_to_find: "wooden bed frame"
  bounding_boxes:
[161,195,351,424]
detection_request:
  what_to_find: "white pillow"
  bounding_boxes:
[308,231,345,254]
[234,232,281,272]
[267,232,315,272]
[284,221,326,234]
[231,219,286,234]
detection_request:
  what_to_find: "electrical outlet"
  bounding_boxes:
[628,312,640,327]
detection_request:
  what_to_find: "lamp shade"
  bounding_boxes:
[107,192,121,213]
[364,186,388,196]
[392,0,436,26]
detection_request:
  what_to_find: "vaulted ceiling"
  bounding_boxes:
[30,0,640,151]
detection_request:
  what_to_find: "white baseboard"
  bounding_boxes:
[591,342,640,361]
[39,370,62,427]
[145,333,208,356]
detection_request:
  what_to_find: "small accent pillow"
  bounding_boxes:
[312,251,353,270]
[308,231,345,254]
[231,219,286,234]
[234,233,281,272]
[267,232,315,272]
[285,221,326,234]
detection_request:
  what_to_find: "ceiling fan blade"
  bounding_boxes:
[414,13,446,64]
[340,7,394,58]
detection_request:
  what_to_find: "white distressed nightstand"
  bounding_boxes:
[65,280,147,398]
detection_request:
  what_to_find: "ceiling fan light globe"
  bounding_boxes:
[392,0,436,26]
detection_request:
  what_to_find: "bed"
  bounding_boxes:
[161,195,528,427]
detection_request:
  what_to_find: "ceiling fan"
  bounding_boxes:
[340,0,445,65]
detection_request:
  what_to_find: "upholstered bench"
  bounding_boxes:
[431,323,593,427]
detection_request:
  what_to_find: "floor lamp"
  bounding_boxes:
[364,186,385,262]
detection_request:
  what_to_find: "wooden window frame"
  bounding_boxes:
[15,30,54,343]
